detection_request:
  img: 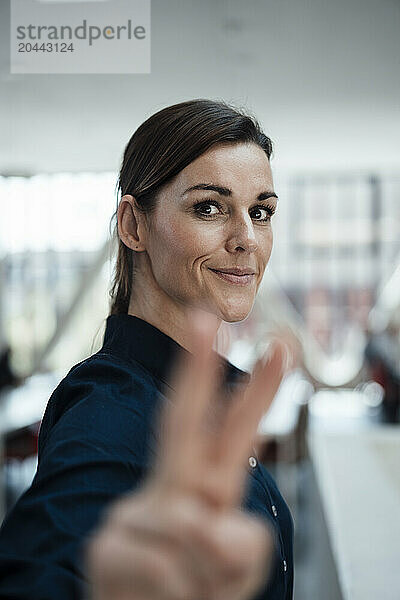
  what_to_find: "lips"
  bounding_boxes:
[208,268,256,286]
[209,267,256,276]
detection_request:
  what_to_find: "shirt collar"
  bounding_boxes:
[101,314,250,389]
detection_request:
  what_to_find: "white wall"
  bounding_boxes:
[0,0,399,175]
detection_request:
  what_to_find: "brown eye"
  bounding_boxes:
[193,200,222,217]
[250,204,275,222]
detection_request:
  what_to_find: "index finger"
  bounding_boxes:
[151,309,223,492]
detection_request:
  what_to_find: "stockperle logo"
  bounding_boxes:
[10,0,151,74]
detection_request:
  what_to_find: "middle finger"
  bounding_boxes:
[212,340,287,508]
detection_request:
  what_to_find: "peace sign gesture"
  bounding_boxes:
[85,309,288,600]
[154,309,286,510]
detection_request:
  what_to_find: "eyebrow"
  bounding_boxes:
[181,183,278,202]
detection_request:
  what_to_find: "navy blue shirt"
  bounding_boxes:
[0,314,294,599]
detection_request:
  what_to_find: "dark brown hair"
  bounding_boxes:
[108,98,273,315]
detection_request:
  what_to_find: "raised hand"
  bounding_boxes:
[85,309,288,600]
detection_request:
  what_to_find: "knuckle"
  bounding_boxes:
[178,498,208,536]
[168,495,210,542]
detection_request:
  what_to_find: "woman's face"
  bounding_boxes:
[139,142,277,323]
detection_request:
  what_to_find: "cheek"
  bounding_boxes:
[258,228,273,258]
[255,232,273,283]
[153,218,222,268]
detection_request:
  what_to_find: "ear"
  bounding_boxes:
[117,194,147,252]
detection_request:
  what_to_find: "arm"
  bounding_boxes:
[0,373,150,599]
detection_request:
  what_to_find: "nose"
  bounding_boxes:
[225,213,258,254]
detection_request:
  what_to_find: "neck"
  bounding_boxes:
[127,261,221,354]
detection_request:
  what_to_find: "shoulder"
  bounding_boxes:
[38,350,163,465]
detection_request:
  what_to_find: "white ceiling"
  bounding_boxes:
[1,0,399,176]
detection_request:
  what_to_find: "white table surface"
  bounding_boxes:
[308,421,400,600]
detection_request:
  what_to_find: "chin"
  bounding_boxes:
[217,301,253,323]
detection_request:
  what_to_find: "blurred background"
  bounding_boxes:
[0,1,399,599]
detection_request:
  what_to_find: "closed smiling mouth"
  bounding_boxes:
[208,267,256,285]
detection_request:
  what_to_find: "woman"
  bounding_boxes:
[0,99,294,599]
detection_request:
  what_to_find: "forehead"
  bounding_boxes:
[169,142,273,193]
